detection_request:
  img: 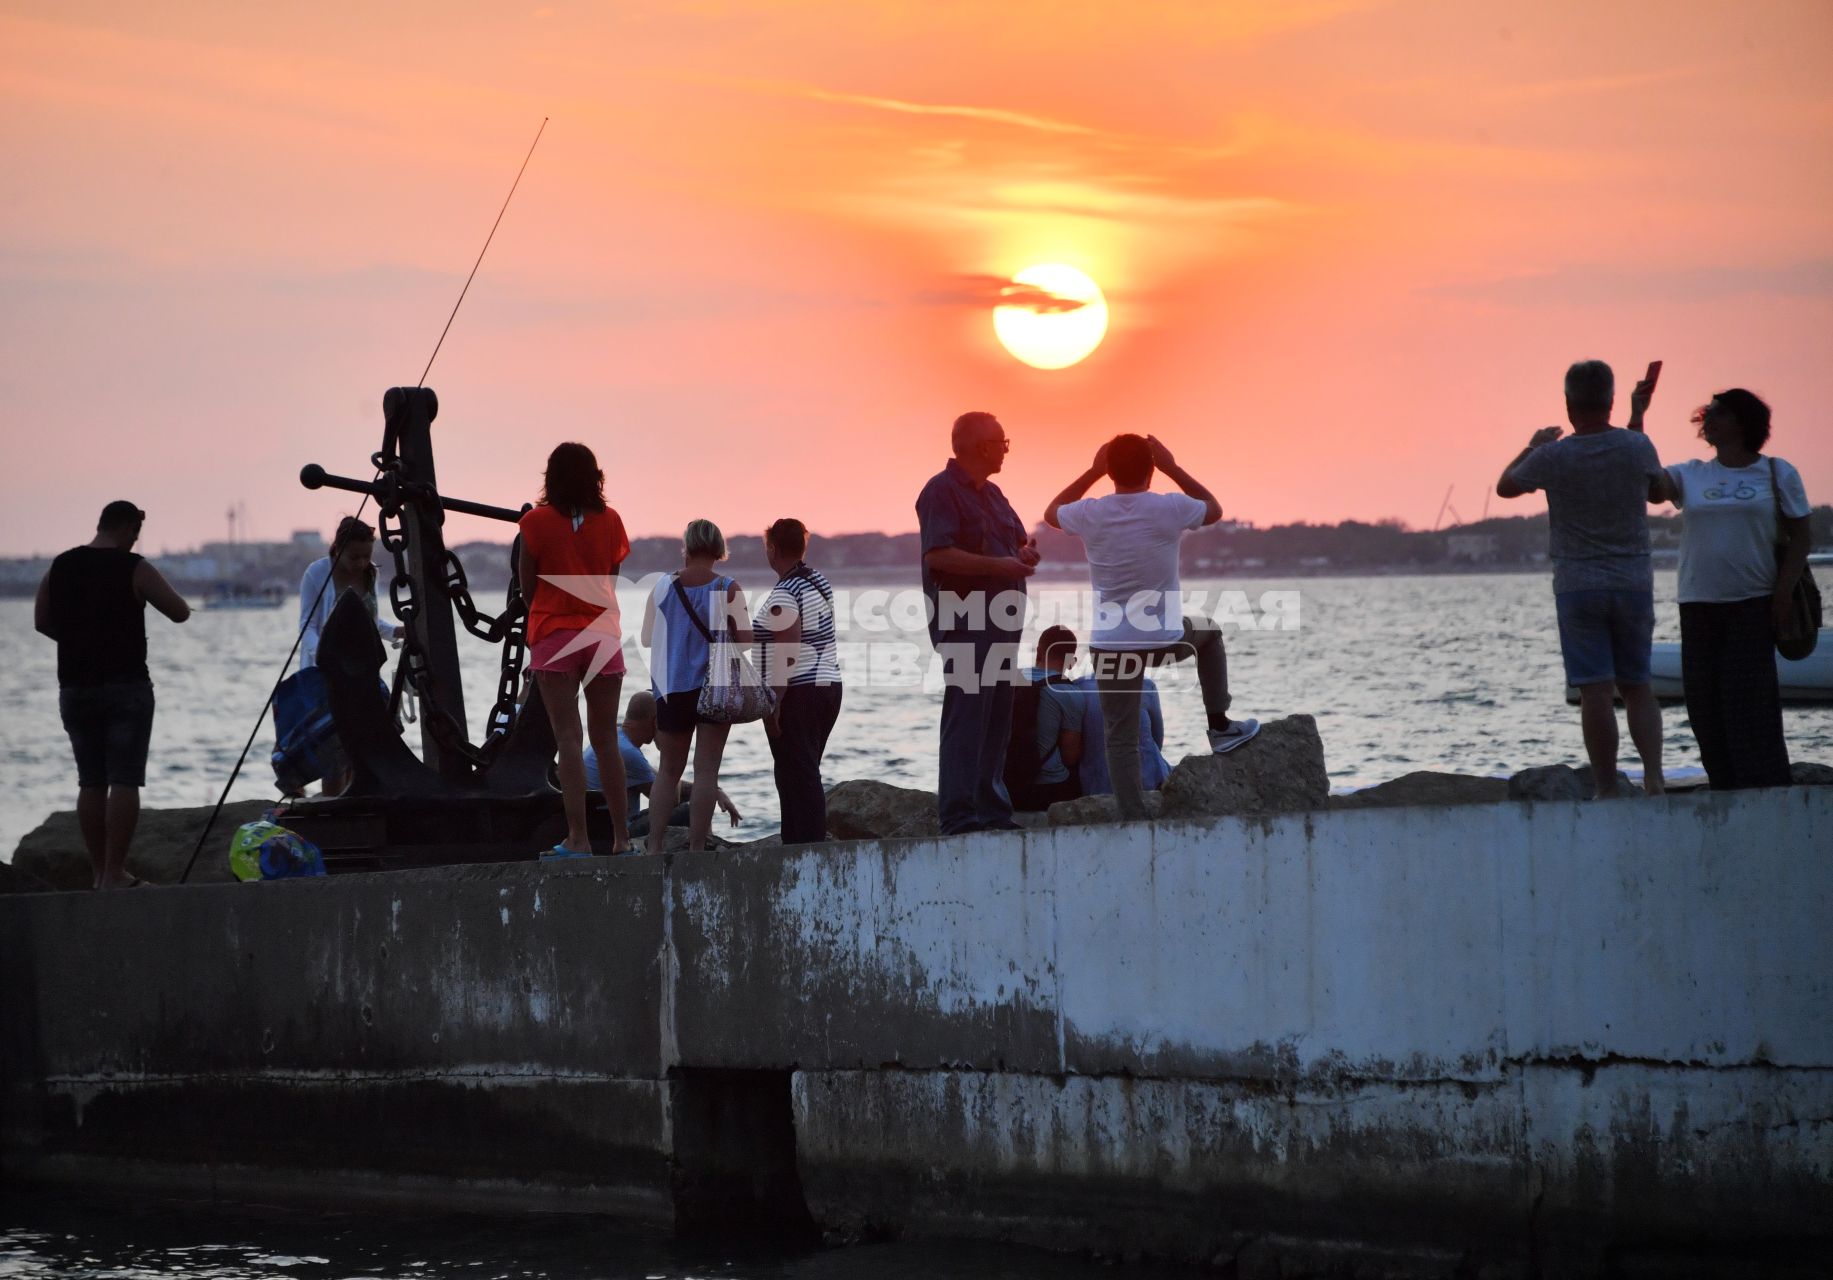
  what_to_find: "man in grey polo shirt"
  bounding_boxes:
[1497,359,1668,798]
[916,411,1039,834]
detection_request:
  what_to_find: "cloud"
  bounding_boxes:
[1426,260,1833,307]
[737,79,1107,138]
[708,74,1262,162]
[1483,66,1705,103]
[917,274,1088,312]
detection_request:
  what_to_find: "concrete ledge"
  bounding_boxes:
[792,1063,1833,1264]
[7,1152,674,1223]
[14,1074,669,1187]
[3,788,1829,1267]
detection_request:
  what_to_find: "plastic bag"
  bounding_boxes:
[230,820,327,882]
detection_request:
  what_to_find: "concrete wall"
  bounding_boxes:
[3,788,1829,1271]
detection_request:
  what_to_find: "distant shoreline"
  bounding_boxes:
[0,560,1588,602]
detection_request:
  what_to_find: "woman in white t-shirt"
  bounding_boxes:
[295,517,404,796]
[1652,388,1812,789]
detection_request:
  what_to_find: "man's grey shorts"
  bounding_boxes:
[1554,589,1654,688]
[60,679,155,788]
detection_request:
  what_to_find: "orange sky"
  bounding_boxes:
[2,0,1830,555]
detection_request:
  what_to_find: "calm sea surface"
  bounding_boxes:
[4,570,1830,858]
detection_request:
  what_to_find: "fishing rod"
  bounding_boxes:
[178,117,549,885]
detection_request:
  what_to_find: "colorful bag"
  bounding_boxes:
[671,574,776,725]
[230,820,328,881]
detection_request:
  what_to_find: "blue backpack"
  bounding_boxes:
[271,667,342,792]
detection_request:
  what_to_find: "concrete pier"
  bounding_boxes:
[4,788,1829,1274]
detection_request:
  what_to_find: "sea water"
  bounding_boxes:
[4,571,1830,858]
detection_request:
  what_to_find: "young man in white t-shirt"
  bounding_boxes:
[1045,433,1260,820]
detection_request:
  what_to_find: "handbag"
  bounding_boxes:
[670,575,776,724]
[1770,457,1821,661]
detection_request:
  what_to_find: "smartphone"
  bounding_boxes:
[1644,360,1662,389]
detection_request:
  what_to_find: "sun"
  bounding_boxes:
[993,264,1109,370]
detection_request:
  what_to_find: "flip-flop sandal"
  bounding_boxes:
[540,844,592,860]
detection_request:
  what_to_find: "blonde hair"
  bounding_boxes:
[683,518,727,561]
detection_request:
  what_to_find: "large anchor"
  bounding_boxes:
[276,387,578,868]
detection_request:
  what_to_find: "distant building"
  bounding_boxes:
[159,555,225,581]
[1446,532,1501,564]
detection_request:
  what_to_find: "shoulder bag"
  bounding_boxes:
[1770,457,1821,661]
[670,575,776,724]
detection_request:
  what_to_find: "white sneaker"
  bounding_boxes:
[1207,719,1261,754]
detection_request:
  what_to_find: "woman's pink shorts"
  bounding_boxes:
[529,627,627,676]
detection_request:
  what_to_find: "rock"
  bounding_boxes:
[1507,764,1637,801]
[1332,771,1510,810]
[0,860,55,895]
[824,779,940,841]
[657,826,737,853]
[1508,764,1587,801]
[1046,791,1165,826]
[1157,714,1329,819]
[12,799,271,889]
[1791,762,1833,786]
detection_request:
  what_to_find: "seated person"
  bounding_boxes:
[1006,625,1086,812]
[1075,675,1172,797]
[585,690,741,837]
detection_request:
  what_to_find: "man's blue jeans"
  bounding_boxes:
[935,628,1020,834]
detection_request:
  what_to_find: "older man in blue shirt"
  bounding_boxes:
[915,411,1039,834]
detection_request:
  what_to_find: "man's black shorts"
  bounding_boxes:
[59,679,155,788]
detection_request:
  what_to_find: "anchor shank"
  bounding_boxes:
[383,387,470,782]
[301,464,525,524]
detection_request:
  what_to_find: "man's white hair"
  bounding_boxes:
[951,410,999,455]
[1564,360,1614,412]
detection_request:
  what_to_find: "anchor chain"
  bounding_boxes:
[374,456,529,774]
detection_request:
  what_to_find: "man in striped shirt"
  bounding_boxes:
[754,518,844,844]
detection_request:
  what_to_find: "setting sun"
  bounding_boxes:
[992,263,1109,370]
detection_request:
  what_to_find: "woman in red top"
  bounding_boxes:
[517,443,632,857]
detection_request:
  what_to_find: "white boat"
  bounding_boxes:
[1566,552,1833,703]
[202,582,288,610]
[1638,637,1833,703]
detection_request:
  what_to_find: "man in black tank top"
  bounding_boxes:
[34,501,191,888]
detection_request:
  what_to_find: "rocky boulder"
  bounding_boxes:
[824,779,941,841]
[1507,764,1637,801]
[1332,771,1509,810]
[1046,791,1165,827]
[1157,714,1330,819]
[0,860,55,895]
[12,799,270,889]
[656,826,737,853]
[1791,762,1833,787]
